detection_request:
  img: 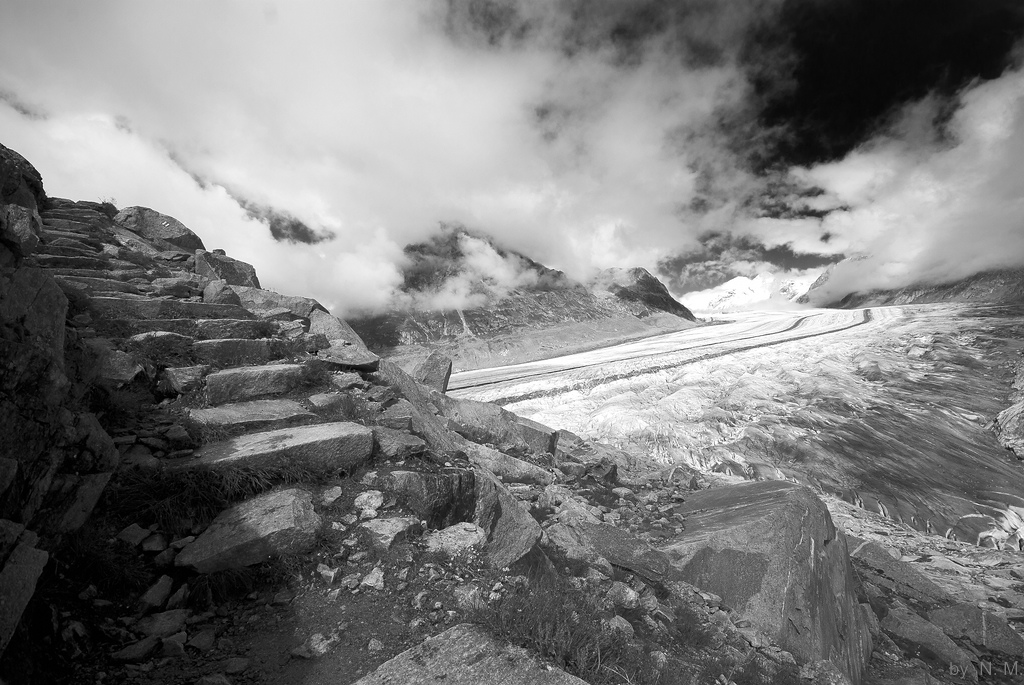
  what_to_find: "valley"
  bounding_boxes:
[453,304,1024,550]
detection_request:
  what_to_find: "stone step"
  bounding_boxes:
[186,399,317,432]
[196,319,277,341]
[54,276,142,295]
[180,421,373,474]
[31,254,112,270]
[36,245,102,259]
[191,338,293,367]
[204,363,308,405]
[47,267,151,281]
[39,230,105,250]
[46,237,100,253]
[43,207,107,220]
[88,296,254,321]
[42,218,104,234]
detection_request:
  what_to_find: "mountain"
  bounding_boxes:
[680,272,818,313]
[349,226,696,369]
[800,257,1024,308]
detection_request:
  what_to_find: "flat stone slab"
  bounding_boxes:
[187,399,315,430]
[351,623,588,685]
[175,488,320,573]
[55,275,141,294]
[186,422,373,473]
[192,338,291,367]
[196,319,275,340]
[465,442,552,486]
[204,363,307,405]
[89,296,254,321]
[359,517,420,552]
[0,533,49,654]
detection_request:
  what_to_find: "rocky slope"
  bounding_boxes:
[799,257,1024,308]
[349,227,697,372]
[1,141,1021,685]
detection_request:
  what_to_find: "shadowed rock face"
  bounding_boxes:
[662,481,873,684]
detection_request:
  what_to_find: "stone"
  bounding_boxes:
[514,415,559,456]
[195,251,260,288]
[360,517,420,552]
[110,636,160,663]
[543,520,664,582]
[187,628,216,652]
[192,338,291,367]
[187,399,315,431]
[138,575,174,613]
[474,469,542,569]
[360,566,385,591]
[174,488,322,573]
[89,296,253,321]
[142,533,168,552]
[136,609,189,637]
[118,523,151,546]
[412,352,453,393]
[202,279,243,306]
[928,603,1024,657]
[369,361,464,461]
[195,676,232,685]
[150,276,202,298]
[1,204,41,258]
[308,309,367,348]
[351,623,589,684]
[367,638,385,654]
[317,343,380,372]
[185,423,372,474]
[465,442,552,486]
[373,427,427,460]
[158,366,208,396]
[423,523,487,557]
[204,363,307,405]
[354,490,384,511]
[607,581,640,610]
[0,144,44,211]
[93,347,144,386]
[292,632,337,659]
[221,656,251,674]
[227,286,322,320]
[380,469,477,529]
[114,206,205,251]
[322,486,344,506]
[882,604,976,681]
[160,634,187,658]
[196,319,273,340]
[662,481,873,685]
[432,393,532,456]
[0,536,48,655]
[849,539,952,606]
[605,615,634,637]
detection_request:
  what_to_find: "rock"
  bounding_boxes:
[195,251,261,288]
[369,361,464,460]
[473,469,542,569]
[1,204,41,258]
[453,584,485,612]
[0,533,48,655]
[308,309,367,348]
[360,566,385,591]
[160,365,210,395]
[317,343,380,372]
[372,427,427,460]
[606,581,640,610]
[431,393,532,456]
[543,519,666,583]
[117,523,151,547]
[412,352,453,393]
[187,399,315,431]
[662,481,873,685]
[204,363,307,405]
[849,539,952,606]
[291,632,337,659]
[114,206,205,251]
[514,415,559,456]
[322,486,343,506]
[605,615,634,637]
[136,609,189,637]
[141,533,168,552]
[367,638,385,654]
[351,623,588,684]
[464,442,552,486]
[882,604,976,681]
[379,469,476,529]
[195,676,232,685]
[423,523,487,557]
[354,490,384,511]
[203,279,243,306]
[160,634,187,658]
[187,422,373,474]
[175,488,322,573]
[192,338,292,367]
[227,285,322,320]
[928,603,1024,657]
[110,635,160,663]
[187,628,217,652]
[360,517,420,552]
[138,575,174,613]
[89,296,253,321]
[221,656,250,674]
[94,347,144,386]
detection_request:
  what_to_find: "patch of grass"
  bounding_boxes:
[101,462,332,535]
[469,575,659,685]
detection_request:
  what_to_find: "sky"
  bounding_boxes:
[1,0,1023,313]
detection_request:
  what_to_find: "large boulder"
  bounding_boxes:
[369,361,463,461]
[412,351,452,393]
[227,286,323,320]
[0,143,45,211]
[195,250,260,288]
[378,469,476,528]
[351,623,588,684]
[882,604,977,681]
[432,393,532,456]
[463,442,552,486]
[0,525,48,655]
[113,206,205,251]
[662,481,873,684]
[174,488,321,573]
[473,468,541,569]
[308,309,367,348]
[928,603,1024,658]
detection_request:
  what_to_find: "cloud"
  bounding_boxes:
[792,66,1024,302]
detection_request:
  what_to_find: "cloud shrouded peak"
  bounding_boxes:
[0,0,1022,312]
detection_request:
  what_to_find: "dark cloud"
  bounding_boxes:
[233,198,335,245]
